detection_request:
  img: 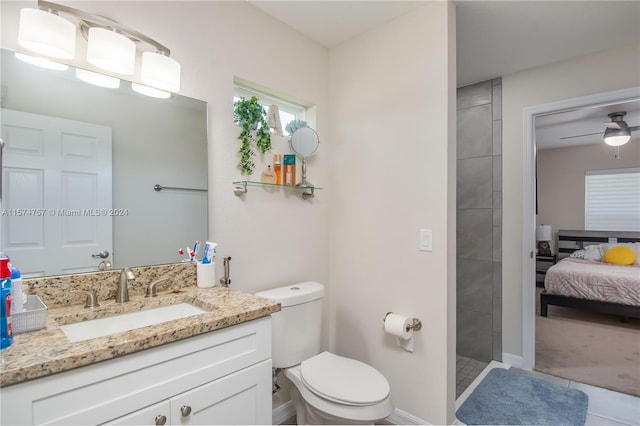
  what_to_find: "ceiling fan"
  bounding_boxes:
[560,111,639,146]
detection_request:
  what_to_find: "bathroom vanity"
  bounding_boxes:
[0,286,280,425]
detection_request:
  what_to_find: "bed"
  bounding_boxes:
[540,230,640,319]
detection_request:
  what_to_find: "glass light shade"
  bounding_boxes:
[15,52,69,71]
[87,27,135,75]
[141,52,181,92]
[604,128,631,147]
[76,68,120,89]
[18,8,76,59]
[131,83,171,99]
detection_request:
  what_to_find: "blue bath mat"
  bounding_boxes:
[456,368,588,425]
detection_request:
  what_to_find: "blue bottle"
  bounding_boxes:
[0,256,13,349]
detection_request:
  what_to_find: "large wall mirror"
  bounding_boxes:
[0,48,208,278]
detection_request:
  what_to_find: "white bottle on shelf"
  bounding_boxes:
[10,267,24,314]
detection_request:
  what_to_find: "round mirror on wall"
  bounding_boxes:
[289,126,319,188]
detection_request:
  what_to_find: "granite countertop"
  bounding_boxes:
[0,286,280,387]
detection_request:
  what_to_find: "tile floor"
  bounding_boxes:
[456,355,488,398]
[455,361,640,426]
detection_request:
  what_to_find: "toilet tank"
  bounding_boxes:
[255,281,324,368]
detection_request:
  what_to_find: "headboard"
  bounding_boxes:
[557,229,640,259]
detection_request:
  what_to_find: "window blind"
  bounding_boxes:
[585,168,640,231]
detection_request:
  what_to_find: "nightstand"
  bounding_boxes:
[536,254,557,287]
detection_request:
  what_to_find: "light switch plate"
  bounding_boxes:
[419,229,432,252]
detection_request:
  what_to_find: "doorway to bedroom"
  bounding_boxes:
[527,88,640,397]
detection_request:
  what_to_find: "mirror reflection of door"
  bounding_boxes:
[1,109,113,277]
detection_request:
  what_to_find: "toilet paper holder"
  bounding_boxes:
[383,312,422,332]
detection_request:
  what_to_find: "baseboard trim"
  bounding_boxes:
[272,400,295,425]
[273,401,429,425]
[386,408,429,425]
[502,352,524,369]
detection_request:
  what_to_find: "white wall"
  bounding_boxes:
[537,139,640,252]
[502,44,640,357]
[329,2,456,423]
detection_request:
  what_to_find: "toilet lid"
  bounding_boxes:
[300,352,390,406]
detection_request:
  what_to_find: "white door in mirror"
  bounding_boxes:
[1,109,113,276]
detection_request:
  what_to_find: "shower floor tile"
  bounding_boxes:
[456,355,488,398]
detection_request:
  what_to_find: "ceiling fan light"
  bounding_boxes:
[141,52,181,92]
[87,27,136,75]
[604,127,631,146]
[18,8,76,59]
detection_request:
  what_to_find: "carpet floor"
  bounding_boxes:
[535,291,640,397]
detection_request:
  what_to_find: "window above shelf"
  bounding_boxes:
[232,181,322,199]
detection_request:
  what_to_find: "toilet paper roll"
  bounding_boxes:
[384,313,413,340]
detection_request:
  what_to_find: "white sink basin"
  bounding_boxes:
[60,303,207,342]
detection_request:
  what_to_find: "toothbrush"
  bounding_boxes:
[193,241,200,261]
[178,248,186,262]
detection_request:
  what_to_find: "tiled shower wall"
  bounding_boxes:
[456,79,502,362]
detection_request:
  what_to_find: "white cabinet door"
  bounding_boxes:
[170,359,272,425]
[105,400,170,425]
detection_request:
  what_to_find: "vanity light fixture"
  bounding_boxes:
[86,27,136,75]
[76,68,121,89]
[141,51,181,92]
[14,52,69,71]
[17,0,181,94]
[18,7,76,59]
[131,83,171,99]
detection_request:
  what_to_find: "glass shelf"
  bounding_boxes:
[232,181,322,199]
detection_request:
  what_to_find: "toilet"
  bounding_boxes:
[255,282,394,425]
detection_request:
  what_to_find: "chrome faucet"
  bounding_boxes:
[219,256,231,287]
[116,267,135,303]
[72,290,100,308]
[145,278,173,298]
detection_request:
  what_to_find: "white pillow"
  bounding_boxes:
[583,244,605,261]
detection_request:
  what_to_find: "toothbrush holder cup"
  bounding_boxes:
[196,261,216,288]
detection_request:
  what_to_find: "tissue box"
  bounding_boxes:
[13,295,47,334]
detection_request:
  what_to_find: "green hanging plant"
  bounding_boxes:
[233,96,272,175]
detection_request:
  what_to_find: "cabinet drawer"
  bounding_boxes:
[106,400,170,425]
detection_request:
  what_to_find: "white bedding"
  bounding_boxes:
[544,258,640,306]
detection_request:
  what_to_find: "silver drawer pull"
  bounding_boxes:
[181,405,192,417]
[154,414,167,425]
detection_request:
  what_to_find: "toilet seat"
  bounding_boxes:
[285,363,395,424]
[300,352,390,406]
